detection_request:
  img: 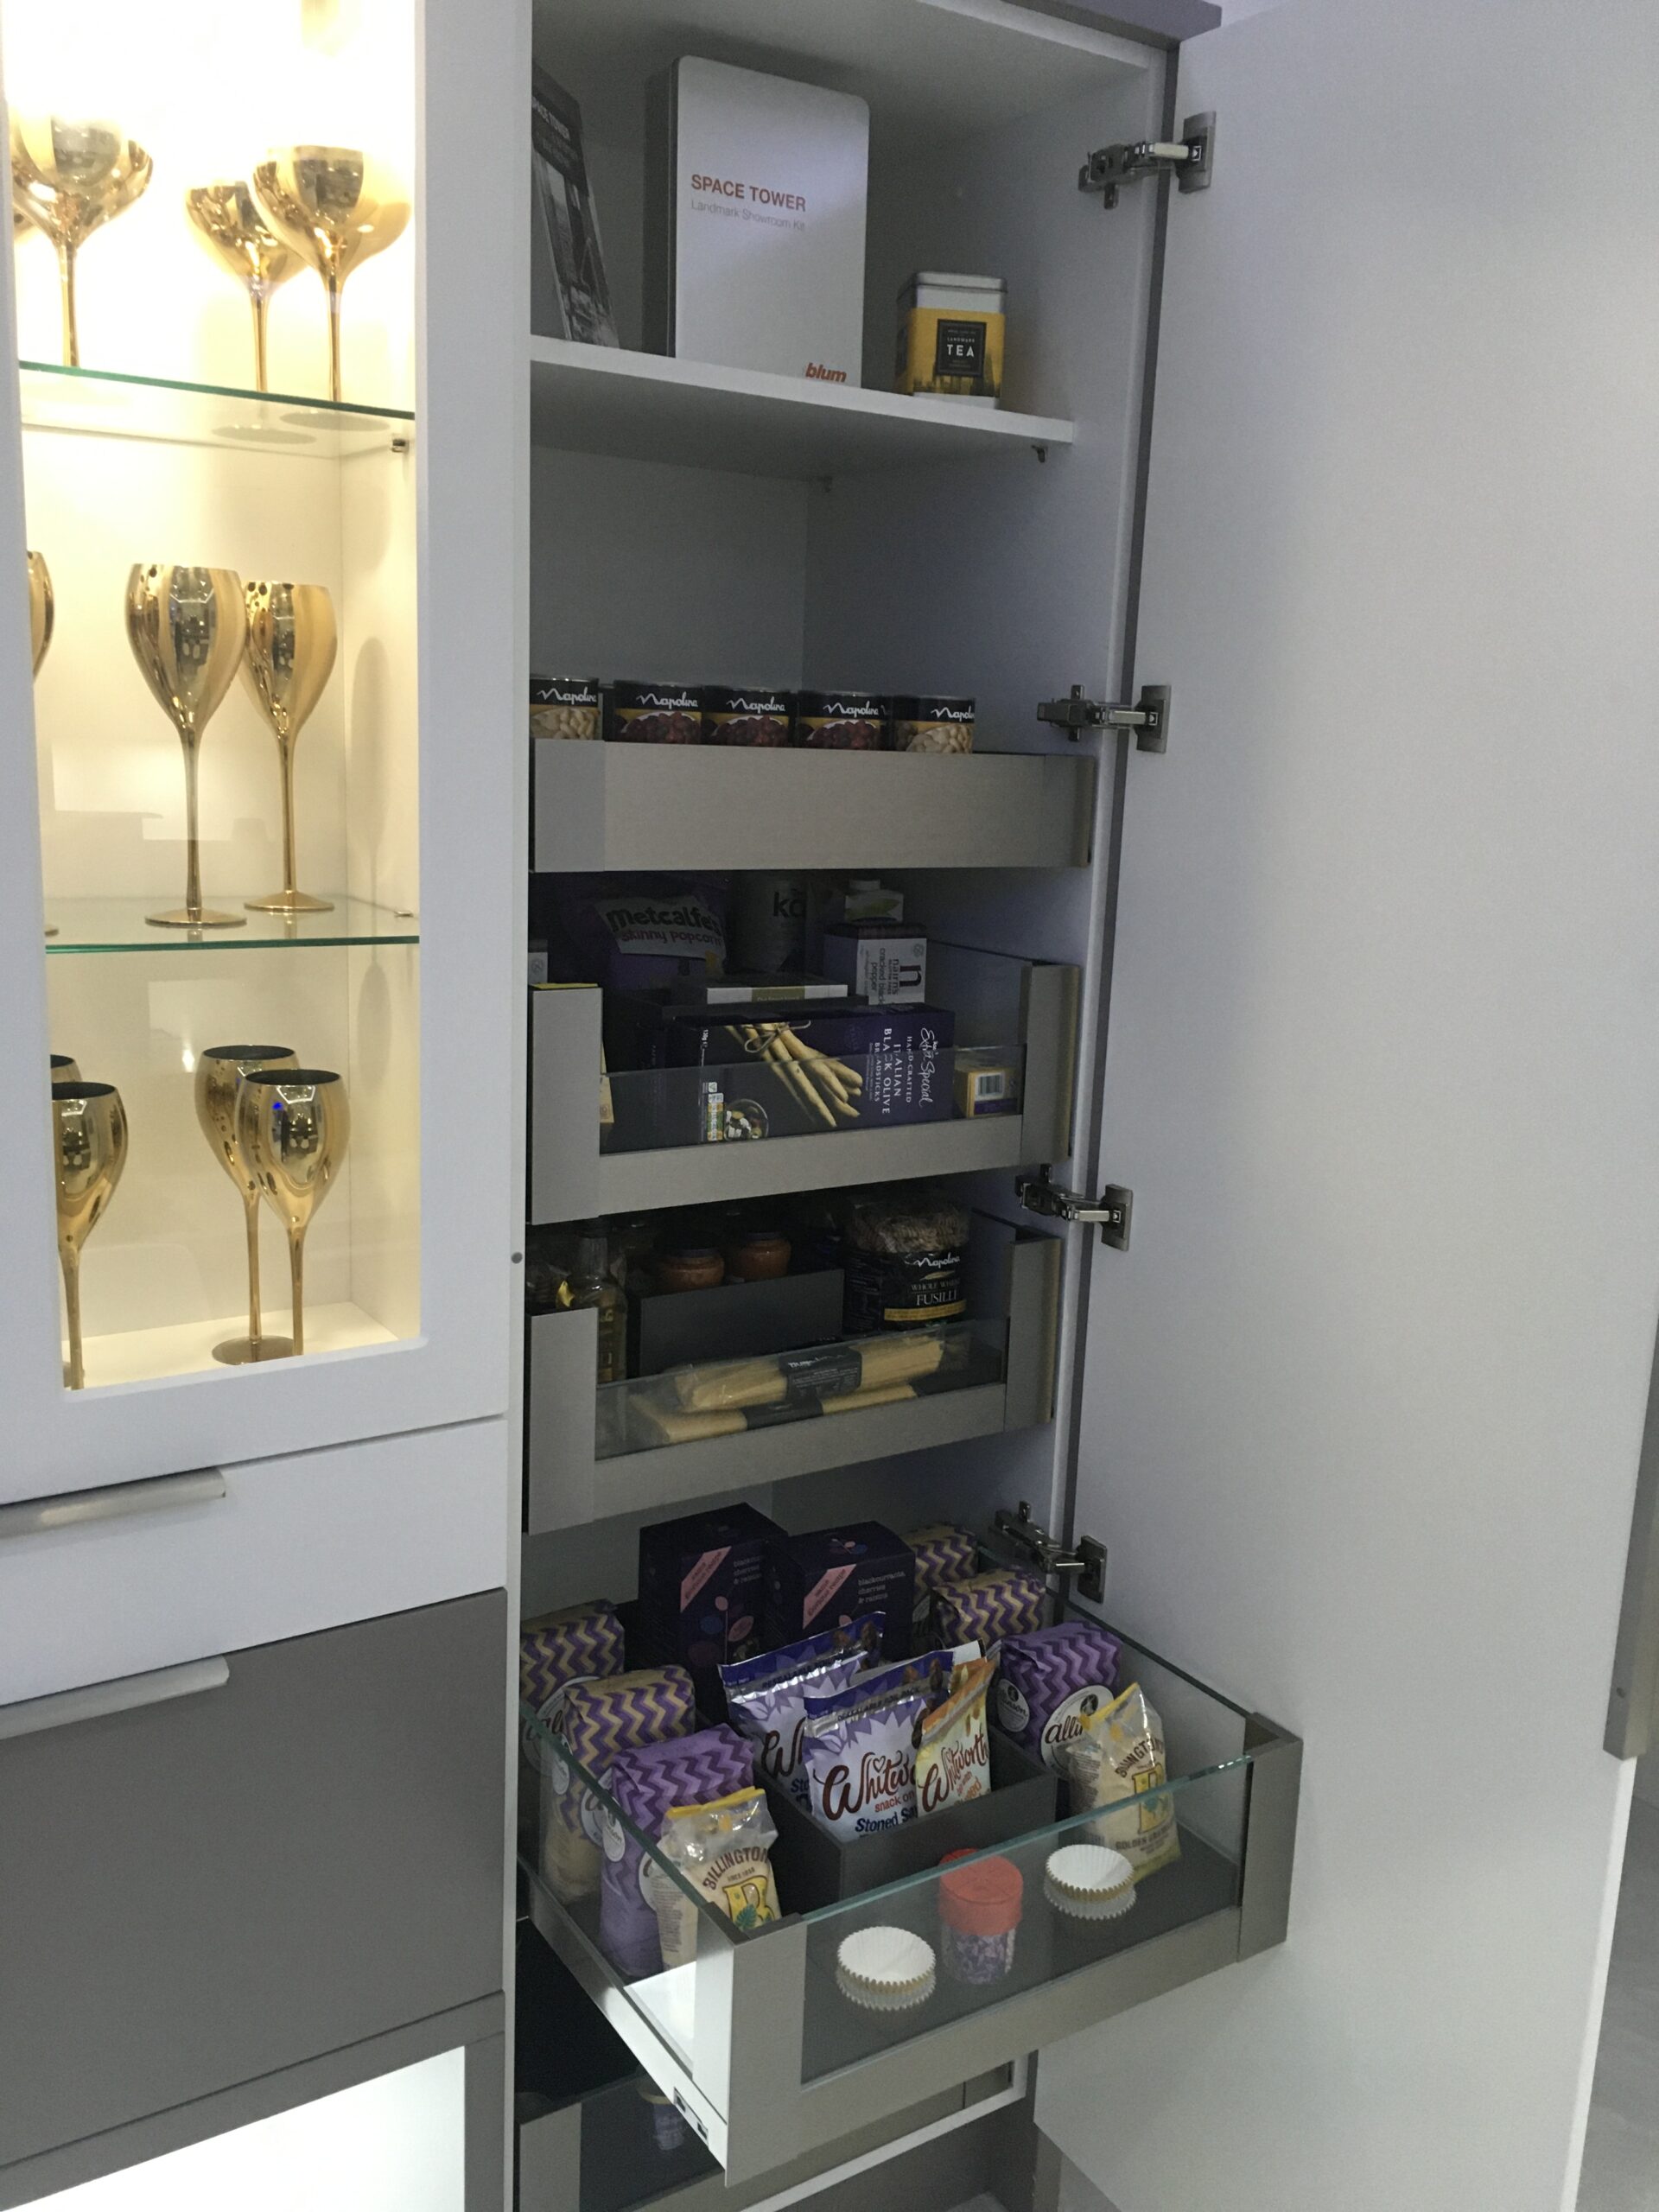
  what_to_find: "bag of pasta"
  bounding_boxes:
[1063,1682,1180,1878]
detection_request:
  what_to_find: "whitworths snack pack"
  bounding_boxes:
[1063,1681,1180,1878]
[914,1656,996,1816]
[800,1676,928,1836]
[721,1614,884,1804]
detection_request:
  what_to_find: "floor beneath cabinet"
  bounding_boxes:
[1580,1800,1659,2209]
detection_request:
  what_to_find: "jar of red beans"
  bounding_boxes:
[607,681,704,744]
[703,686,793,747]
[794,690,890,751]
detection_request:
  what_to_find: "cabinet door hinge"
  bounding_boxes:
[1015,1172,1133,1249]
[1080,111,1215,208]
[1038,682,1169,753]
[992,1503,1108,1605]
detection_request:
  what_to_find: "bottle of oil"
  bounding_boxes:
[558,1226,627,1385]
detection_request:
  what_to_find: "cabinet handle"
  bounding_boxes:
[0,1465,226,1541]
[0,1656,231,1741]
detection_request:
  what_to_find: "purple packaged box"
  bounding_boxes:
[993,1624,1122,1771]
[602,1725,754,1976]
[766,1522,915,1662]
[638,1503,785,1704]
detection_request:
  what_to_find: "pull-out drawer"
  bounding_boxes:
[529,949,1078,1227]
[525,1217,1059,1529]
[521,1604,1300,2186]
[0,1592,507,2172]
[514,1925,1019,2212]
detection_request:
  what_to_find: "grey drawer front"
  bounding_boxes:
[0,1592,507,2170]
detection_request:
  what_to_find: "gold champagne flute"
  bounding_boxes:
[195,1044,299,1365]
[29,550,57,937]
[183,181,299,393]
[10,118,151,368]
[252,149,408,404]
[52,1079,128,1390]
[236,1068,349,1357]
[125,564,248,929]
[242,582,338,913]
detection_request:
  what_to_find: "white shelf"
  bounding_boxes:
[69,1303,398,1393]
[530,339,1075,480]
[531,0,1154,155]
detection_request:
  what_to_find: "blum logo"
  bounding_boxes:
[805,362,849,382]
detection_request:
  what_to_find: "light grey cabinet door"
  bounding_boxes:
[0,1592,507,2171]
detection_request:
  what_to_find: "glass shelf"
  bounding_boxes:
[18,359,414,460]
[43,893,419,955]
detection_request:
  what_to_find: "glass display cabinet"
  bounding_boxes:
[0,0,520,1500]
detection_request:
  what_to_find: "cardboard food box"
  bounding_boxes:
[821,923,928,1007]
[765,1522,916,1660]
[638,1503,785,1705]
[645,57,868,384]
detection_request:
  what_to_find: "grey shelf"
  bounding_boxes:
[524,1218,1059,1534]
[529,950,1078,1227]
[532,744,1096,874]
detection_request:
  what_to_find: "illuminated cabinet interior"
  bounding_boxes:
[3,0,421,1390]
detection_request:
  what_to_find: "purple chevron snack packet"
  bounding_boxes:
[800,1675,929,1837]
[542,1665,696,1904]
[520,1600,626,1715]
[993,1624,1122,1770]
[903,1525,978,1644]
[720,1614,884,1804]
[935,1567,1048,1649]
[601,1725,754,1976]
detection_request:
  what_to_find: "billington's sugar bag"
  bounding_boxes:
[1064,1682,1181,1878]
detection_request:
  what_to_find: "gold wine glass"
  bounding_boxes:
[28,550,53,674]
[52,1079,128,1390]
[29,550,56,936]
[10,117,151,368]
[252,148,408,403]
[50,1055,80,1082]
[195,1044,299,1365]
[236,1067,350,1357]
[184,181,299,393]
[242,582,338,913]
[125,564,248,929]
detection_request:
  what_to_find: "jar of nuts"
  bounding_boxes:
[530,676,602,741]
[607,680,704,744]
[893,695,976,754]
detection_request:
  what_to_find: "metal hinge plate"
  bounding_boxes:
[993,1504,1109,1605]
[1015,1173,1133,1249]
[1080,111,1216,208]
[1038,682,1169,753]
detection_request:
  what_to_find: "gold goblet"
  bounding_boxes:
[236,1068,349,1357]
[52,1079,128,1390]
[125,565,248,930]
[251,149,408,404]
[28,550,52,673]
[242,582,338,914]
[183,181,299,393]
[10,117,151,368]
[29,550,56,937]
[50,1055,80,1082]
[195,1044,299,1365]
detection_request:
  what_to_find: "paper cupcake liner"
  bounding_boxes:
[1045,1844,1137,1923]
[836,1926,937,2011]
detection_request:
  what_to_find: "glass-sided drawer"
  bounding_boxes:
[519,1614,1300,2185]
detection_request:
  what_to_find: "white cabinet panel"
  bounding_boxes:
[1052,3,1659,2209]
[0,1418,510,1707]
